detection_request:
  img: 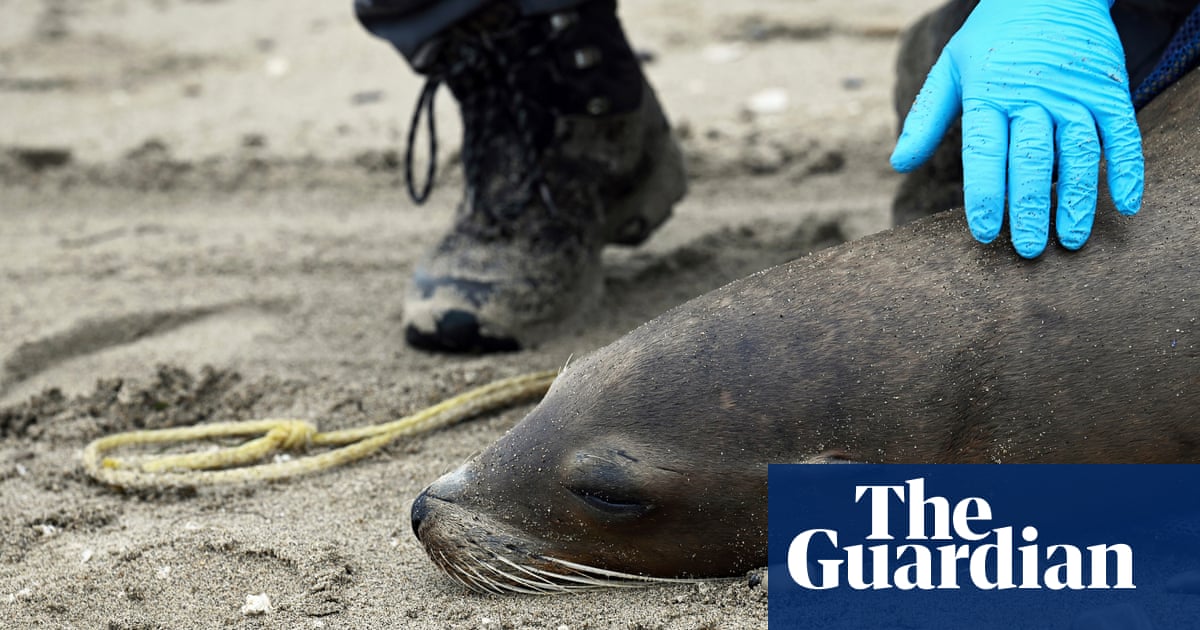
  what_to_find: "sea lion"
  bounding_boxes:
[408,57,1200,599]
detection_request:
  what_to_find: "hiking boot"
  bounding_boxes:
[400,0,686,353]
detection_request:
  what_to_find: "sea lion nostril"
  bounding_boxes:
[413,466,473,540]
[411,491,432,540]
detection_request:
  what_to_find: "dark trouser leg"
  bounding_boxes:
[891,0,1199,225]
[355,0,594,60]
[358,0,686,353]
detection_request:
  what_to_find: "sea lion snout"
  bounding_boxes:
[410,490,432,540]
[425,462,471,499]
[412,463,473,539]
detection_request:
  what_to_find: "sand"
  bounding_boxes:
[0,0,944,627]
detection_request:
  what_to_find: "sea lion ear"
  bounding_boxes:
[803,450,857,464]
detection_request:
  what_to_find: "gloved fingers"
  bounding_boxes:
[1053,106,1101,251]
[961,101,1009,245]
[890,53,962,173]
[1006,106,1055,259]
[1093,98,1144,215]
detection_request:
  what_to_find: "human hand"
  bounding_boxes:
[890,0,1144,258]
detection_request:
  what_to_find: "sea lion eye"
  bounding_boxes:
[565,451,654,518]
[570,486,652,517]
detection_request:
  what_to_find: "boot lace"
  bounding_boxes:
[403,17,565,226]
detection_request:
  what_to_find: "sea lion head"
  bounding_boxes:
[409,339,778,594]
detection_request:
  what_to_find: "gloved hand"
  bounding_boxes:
[890,0,1144,258]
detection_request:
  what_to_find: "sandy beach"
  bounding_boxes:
[1,0,942,627]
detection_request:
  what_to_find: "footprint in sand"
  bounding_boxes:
[0,300,289,406]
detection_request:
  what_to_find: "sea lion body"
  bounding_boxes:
[410,61,1200,598]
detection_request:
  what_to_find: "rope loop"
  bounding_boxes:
[81,371,557,490]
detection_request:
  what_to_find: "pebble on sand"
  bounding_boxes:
[745,88,789,115]
[241,593,273,616]
[264,57,290,78]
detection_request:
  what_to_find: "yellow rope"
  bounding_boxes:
[81,370,557,490]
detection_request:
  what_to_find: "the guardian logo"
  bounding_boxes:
[788,478,1135,591]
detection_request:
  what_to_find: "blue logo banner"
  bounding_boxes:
[768,465,1200,629]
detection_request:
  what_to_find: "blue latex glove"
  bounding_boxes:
[890,0,1144,258]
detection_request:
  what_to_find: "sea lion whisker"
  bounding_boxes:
[467,553,532,595]
[433,550,453,571]
[519,564,630,588]
[525,568,633,590]
[436,550,467,582]
[522,563,642,592]
[492,553,568,589]
[444,564,480,592]
[447,569,477,593]
[442,563,477,592]
[474,559,560,594]
[523,564,643,590]
[482,554,604,590]
[444,552,493,594]
[460,561,508,595]
[542,556,702,584]
[429,550,452,577]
